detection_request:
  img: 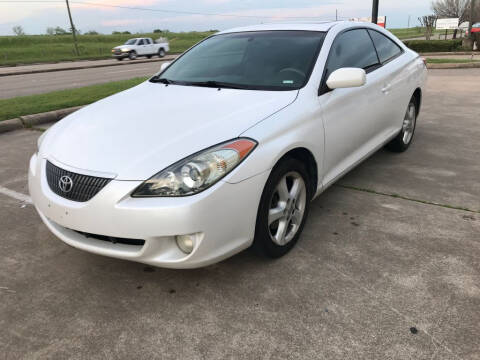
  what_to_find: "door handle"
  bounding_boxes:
[381,84,391,93]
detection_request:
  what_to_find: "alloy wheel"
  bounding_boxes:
[268,171,307,246]
[402,102,416,144]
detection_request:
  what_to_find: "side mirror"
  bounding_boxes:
[326,67,366,90]
[160,62,171,72]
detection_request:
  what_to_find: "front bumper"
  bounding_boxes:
[28,154,269,268]
[112,50,129,58]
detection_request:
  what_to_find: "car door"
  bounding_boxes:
[367,29,408,134]
[318,28,388,186]
[137,39,146,55]
[144,38,154,54]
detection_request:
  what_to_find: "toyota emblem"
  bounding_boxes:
[59,175,73,193]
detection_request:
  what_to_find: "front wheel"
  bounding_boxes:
[128,51,137,60]
[386,97,417,152]
[252,158,311,258]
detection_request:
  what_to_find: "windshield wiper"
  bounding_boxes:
[185,81,251,90]
[150,76,173,84]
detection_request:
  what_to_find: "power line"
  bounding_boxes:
[0,0,344,20]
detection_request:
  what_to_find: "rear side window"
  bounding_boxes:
[368,30,402,63]
[324,29,379,80]
[138,39,144,45]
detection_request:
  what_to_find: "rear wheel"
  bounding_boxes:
[158,48,166,58]
[386,97,417,152]
[128,51,137,60]
[116,58,123,61]
[252,158,311,258]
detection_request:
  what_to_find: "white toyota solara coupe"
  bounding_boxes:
[29,22,427,268]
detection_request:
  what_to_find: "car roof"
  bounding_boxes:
[217,22,338,34]
[217,21,380,34]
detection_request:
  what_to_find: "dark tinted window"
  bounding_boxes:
[368,30,402,63]
[325,29,379,79]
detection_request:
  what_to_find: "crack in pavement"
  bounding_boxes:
[336,184,480,214]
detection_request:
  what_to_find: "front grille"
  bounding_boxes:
[74,230,145,246]
[46,161,112,202]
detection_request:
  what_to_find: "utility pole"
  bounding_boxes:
[336,9,338,21]
[372,0,379,24]
[65,0,79,56]
[468,0,476,40]
[408,15,411,28]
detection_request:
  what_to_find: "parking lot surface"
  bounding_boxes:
[1,69,479,359]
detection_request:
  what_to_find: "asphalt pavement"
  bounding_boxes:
[0,69,479,359]
[0,58,174,99]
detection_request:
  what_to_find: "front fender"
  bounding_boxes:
[226,98,324,191]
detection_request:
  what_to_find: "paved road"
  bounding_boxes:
[0,59,172,99]
[1,69,479,359]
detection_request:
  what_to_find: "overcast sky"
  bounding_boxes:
[1,0,433,35]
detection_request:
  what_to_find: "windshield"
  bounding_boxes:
[124,39,137,45]
[154,31,326,90]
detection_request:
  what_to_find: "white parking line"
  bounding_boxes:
[0,185,32,204]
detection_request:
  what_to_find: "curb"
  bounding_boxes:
[427,62,480,69]
[0,55,178,77]
[420,51,479,56]
[0,106,82,134]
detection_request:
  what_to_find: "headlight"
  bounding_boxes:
[132,138,257,197]
[37,131,47,153]
[121,48,129,52]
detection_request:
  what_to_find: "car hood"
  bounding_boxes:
[42,81,298,180]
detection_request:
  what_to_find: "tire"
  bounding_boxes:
[116,58,123,61]
[386,97,418,152]
[252,157,312,258]
[128,51,137,60]
[158,48,166,58]
[147,55,152,59]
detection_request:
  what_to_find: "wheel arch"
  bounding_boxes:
[412,88,422,116]
[274,147,318,197]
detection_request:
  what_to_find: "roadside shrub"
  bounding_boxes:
[402,39,463,52]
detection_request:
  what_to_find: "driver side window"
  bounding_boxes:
[325,29,380,80]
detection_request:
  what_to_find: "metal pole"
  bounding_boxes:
[336,9,338,21]
[372,0,379,24]
[469,0,476,40]
[408,15,411,28]
[65,0,79,56]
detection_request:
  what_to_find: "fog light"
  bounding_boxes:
[176,234,195,254]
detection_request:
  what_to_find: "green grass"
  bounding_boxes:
[390,27,425,40]
[0,31,214,66]
[390,27,456,40]
[427,58,480,63]
[0,77,147,121]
